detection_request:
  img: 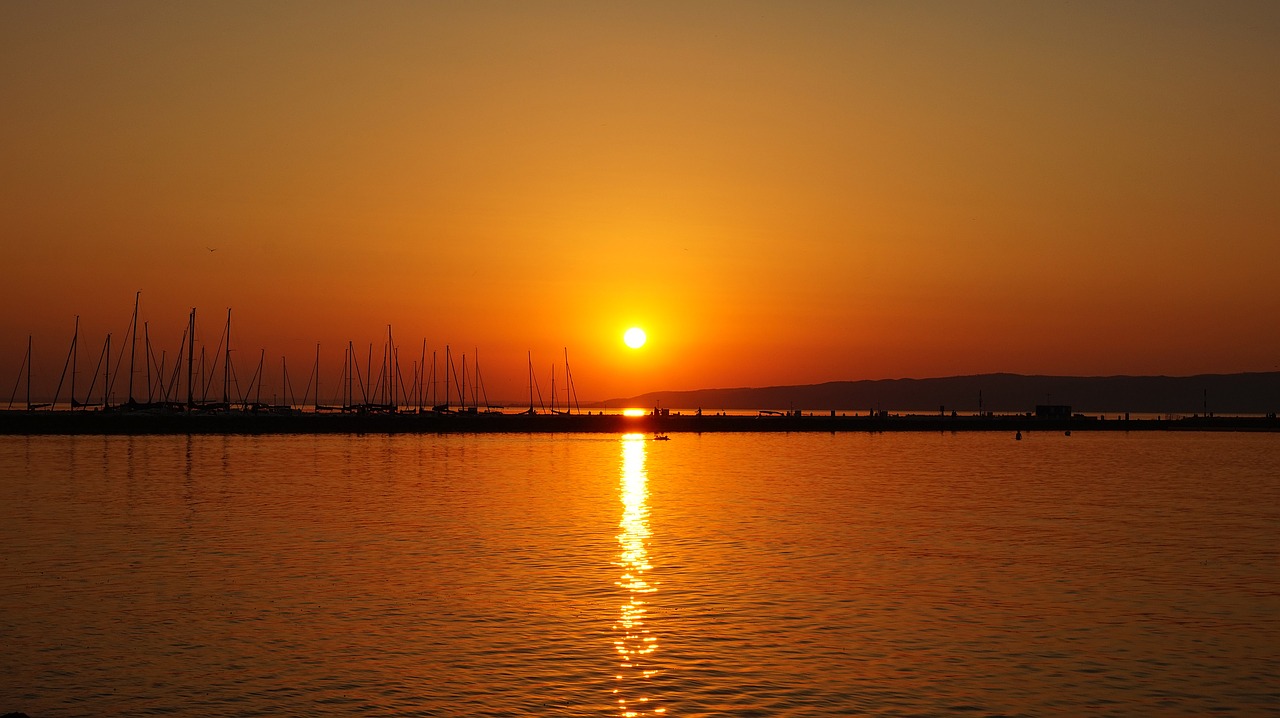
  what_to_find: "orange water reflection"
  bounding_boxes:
[613,433,664,716]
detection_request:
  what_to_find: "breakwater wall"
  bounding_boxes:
[2,410,1277,436]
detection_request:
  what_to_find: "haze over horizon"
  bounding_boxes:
[4,2,1278,403]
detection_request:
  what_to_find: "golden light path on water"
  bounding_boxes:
[614,433,665,717]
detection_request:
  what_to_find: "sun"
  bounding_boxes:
[623,327,647,349]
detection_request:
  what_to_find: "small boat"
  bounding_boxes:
[652,433,670,441]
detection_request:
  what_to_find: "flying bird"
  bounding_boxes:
[207,247,217,252]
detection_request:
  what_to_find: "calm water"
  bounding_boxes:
[1,431,1277,717]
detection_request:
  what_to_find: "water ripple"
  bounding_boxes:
[0,432,1277,715]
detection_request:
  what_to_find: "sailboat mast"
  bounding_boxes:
[70,316,79,409]
[222,308,231,405]
[104,333,111,408]
[377,341,387,406]
[26,335,32,411]
[255,349,264,406]
[143,322,151,403]
[52,317,78,410]
[186,308,195,410]
[419,339,426,412]
[565,347,581,415]
[7,338,27,410]
[528,351,534,414]
[445,345,450,410]
[393,347,401,411]
[127,290,139,404]
[371,344,384,408]
[387,324,395,409]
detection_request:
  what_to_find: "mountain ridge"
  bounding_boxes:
[592,372,1280,414]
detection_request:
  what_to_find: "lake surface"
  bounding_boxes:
[1,431,1277,717]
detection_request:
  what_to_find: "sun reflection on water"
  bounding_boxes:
[613,433,664,716]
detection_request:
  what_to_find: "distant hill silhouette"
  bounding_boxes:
[593,373,1280,414]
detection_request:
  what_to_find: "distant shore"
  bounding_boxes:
[596,371,1280,416]
[2,409,1277,435]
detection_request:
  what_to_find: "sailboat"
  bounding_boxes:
[6,335,50,410]
[550,348,581,415]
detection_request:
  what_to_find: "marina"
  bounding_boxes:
[6,5,1278,715]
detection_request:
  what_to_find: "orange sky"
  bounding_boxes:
[2,1,1278,403]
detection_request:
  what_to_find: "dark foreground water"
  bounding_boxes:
[1,431,1277,717]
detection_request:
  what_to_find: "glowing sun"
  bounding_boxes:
[623,327,647,349]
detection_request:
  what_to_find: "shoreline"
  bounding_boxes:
[2,410,1277,435]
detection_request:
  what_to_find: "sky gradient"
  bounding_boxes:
[3,1,1278,403]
